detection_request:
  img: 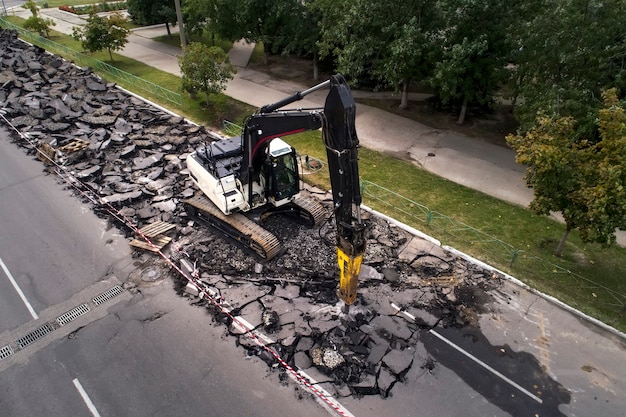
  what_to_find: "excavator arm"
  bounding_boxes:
[322,75,366,306]
[241,75,366,307]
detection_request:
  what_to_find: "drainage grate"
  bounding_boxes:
[92,285,124,306]
[0,345,14,360]
[15,323,54,349]
[56,304,90,327]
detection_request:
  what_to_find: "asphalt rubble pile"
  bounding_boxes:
[0,29,505,399]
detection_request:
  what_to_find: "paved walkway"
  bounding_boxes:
[9,6,625,245]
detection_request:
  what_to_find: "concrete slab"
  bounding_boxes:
[382,348,414,375]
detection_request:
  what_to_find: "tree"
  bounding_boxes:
[271,0,321,79]
[316,0,439,107]
[182,0,212,40]
[384,13,439,109]
[181,0,322,77]
[431,37,490,123]
[178,42,236,105]
[511,0,626,138]
[506,89,626,256]
[236,0,302,64]
[183,0,240,46]
[21,0,55,38]
[72,12,130,62]
[127,0,177,37]
[429,0,513,124]
[188,0,313,65]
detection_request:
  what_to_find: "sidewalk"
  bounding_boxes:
[10,6,625,245]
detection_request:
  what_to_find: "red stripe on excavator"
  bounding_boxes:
[251,128,306,159]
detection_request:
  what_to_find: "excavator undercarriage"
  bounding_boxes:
[184,193,326,261]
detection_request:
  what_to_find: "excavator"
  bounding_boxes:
[184,74,366,307]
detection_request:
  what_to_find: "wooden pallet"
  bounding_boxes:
[37,142,56,164]
[129,221,176,252]
[129,235,172,252]
[136,221,176,237]
[59,138,89,154]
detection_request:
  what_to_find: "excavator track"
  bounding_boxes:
[292,195,327,226]
[184,194,282,260]
[259,194,327,227]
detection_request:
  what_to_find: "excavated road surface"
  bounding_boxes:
[0,29,572,415]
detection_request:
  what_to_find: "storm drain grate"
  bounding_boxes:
[56,304,91,326]
[0,345,14,360]
[15,323,54,349]
[92,285,124,306]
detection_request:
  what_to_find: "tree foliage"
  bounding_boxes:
[383,13,438,108]
[316,0,438,103]
[430,0,513,124]
[183,0,319,68]
[21,0,55,38]
[178,42,236,105]
[511,0,626,137]
[127,0,177,35]
[237,0,292,50]
[230,0,308,64]
[315,0,512,120]
[182,0,214,39]
[506,89,626,256]
[276,1,319,63]
[72,12,130,62]
[176,0,625,136]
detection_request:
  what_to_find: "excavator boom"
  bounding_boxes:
[247,75,366,306]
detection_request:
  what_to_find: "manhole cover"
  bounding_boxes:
[141,265,162,282]
[308,159,322,169]
[301,156,323,174]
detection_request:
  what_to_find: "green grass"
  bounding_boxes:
[38,0,109,8]
[4,17,625,332]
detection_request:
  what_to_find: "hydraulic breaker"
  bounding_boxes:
[337,247,363,306]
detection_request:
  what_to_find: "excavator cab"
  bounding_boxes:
[266,139,299,204]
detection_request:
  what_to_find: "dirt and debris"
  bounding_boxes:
[0,29,568,408]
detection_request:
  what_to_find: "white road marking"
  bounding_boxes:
[390,303,543,404]
[0,257,38,320]
[73,378,102,417]
[428,330,543,404]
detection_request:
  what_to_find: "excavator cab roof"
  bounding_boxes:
[268,138,292,158]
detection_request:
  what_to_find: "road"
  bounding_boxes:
[0,127,130,332]
[1,0,24,15]
[0,118,567,417]
[0,125,331,417]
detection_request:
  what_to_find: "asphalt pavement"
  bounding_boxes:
[3,8,626,416]
[7,6,625,246]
